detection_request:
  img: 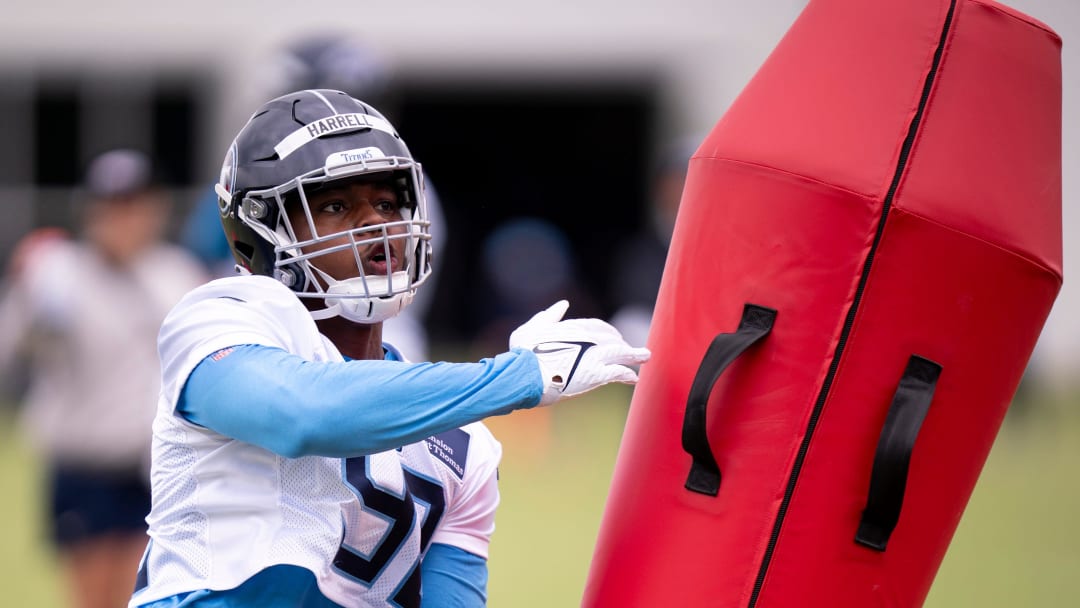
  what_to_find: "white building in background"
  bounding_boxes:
[0,0,1075,386]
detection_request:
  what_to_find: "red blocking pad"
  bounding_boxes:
[583,1,1061,606]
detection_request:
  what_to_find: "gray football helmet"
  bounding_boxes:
[216,89,432,323]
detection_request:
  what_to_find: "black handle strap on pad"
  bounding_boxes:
[856,355,942,551]
[682,304,777,496]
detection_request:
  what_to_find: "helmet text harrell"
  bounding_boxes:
[305,113,372,138]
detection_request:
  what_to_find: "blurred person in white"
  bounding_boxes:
[182,33,445,361]
[0,148,208,608]
[608,135,701,348]
[129,89,648,608]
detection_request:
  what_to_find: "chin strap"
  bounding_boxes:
[300,272,415,324]
[306,294,409,324]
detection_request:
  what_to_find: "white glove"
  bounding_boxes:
[510,300,652,405]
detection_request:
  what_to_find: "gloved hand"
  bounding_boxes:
[510,300,652,405]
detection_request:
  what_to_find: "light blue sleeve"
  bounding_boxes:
[420,543,488,607]
[177,344,543,458]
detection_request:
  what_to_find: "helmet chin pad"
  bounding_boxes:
[318,272,415,324]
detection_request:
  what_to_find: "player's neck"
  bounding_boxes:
[316,316,385,360]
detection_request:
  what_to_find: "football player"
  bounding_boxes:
[129,89,649,608]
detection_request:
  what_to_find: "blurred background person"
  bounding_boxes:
[181,33,447,361]
[608,134,701,348]
[0,149,207,608]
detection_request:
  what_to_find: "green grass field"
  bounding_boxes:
[2,387,1077,606]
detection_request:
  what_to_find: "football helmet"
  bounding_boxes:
[216,89,432,324]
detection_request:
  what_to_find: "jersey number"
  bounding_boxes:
[334,455,446,607]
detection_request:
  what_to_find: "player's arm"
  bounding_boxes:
[420,544,488,607]
[177,343,541,458]
[0,232,72,372]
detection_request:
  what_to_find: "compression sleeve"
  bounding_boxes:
[177,344,543,458]
[420,543,488,608]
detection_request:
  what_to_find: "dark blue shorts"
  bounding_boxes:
[48,466,151,548]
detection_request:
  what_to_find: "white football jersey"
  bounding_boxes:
[130,275,501,608]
